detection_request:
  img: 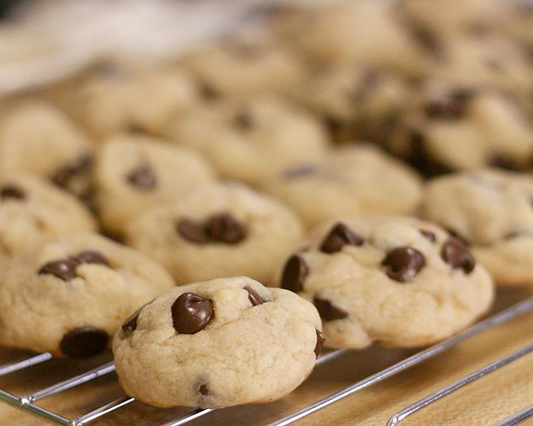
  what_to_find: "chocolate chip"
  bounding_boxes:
[281,254,308,293]
[121,309,141,335]
[382,247,426,282]
[441,238,476,274]
[60,326,109,358]
[38,258,80,281]
[408,129,452,177]
[283,165,318,179]
[75,250,110,267]
[176,218,209,244]
[205,213,246,244]
[77,186,98,214]
[489,154,523,172]
[199,383,209,396]
[313,297,348,321]
[171,292,214,334]
[314,329,325,358]
[424,89,474,120]
[244,286,264,306]
[320,222,364,254]
[420,229,436,243]
[234,112,253,130]
[446,229,470,246]
[0,185,25,200]
[126,163,157,190]
[51,155,93,188]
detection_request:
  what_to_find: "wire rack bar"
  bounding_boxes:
[387,341,533,425]
[161,349,348,426]
[75,395,135,424]
[270,295,533,426]
[27,361,116,403]
[0,353,52,377]
[496,402,533,426]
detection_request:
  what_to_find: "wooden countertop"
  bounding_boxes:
[1,287,533,425]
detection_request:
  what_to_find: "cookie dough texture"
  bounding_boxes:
[126,182,303,285]
[263,145,422,228]
[0,101,95,201]
[0,175,97,257]
[180,40,307,100]
[277,216,494,349]
[165,95,328,186]
[0,233,175,357]
[113,277,322,408]
[94,134,216,236]
[275,1,425,76]
[421,169,533,286]
[389,82,533,174]
[67,66,198,138]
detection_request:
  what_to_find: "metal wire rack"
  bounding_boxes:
[1,294,533,425]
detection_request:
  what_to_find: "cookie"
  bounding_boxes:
[0,175,97,258]
[296,64,408,144]
[94,134,216,237]
[180,39,307,100]
[277,216,494,349]
[165,95,328,186]
[67,66,198,138]
[0,233,175,357]
[420,169,533,286]
[125,182,303,285]
[261,145,422,228]
[389,82,533,175]
[113,277,322,408]
[0,100,95,206]
[274,1,425,76]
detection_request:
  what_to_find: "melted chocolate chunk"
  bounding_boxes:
[171,292,214,334]
[126,163,157,190]
[314,330,325,358]
[382,247,426,282]
[52,155,93,188]
[424,89,474,120]
[283,165,318,179]
[281,254,308,293]
[244,286,264,306]
[176,219,209,244]
[313,297,348,321]
[199,383,209,396]
[0,185,25,200]
[420,229,437,243]
[320,222,364,254]
[441,238,476,273]
[38,258,80,281]
[75,250,110,267]
[205,213,246,244]
[60,326,109,358]
[234,112,254,130]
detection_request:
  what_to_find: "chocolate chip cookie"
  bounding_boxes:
[164,95,328,186]
[0,175,97,258]
[0,233,175,357]
[296,64,407,144]
[421,169,533,286]
[262,145,422,228]
[125,182,303,285]
[94,134,216,236]
[0,101,95,205]
[389,82,533,175]
[277,216,494,349]
[113,277,322,408]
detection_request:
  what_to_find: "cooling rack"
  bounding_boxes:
[1,293,533,425]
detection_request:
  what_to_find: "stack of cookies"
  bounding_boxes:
[0,0,531,410]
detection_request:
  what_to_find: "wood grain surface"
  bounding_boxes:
[1,287,533,425]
